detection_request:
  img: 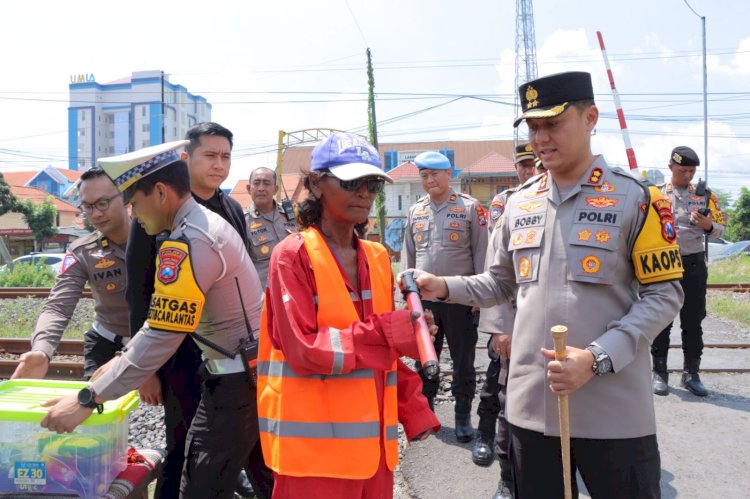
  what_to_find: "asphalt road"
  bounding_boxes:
[397,311,750,499]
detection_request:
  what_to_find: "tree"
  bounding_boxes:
[711,188,732,213]
[724,187,750,242]
[23,197,58,252]
[0,172,25,216]
[367,48,388,246]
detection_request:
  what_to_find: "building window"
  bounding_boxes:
[78,128,85,137]
[143,140,149,148]
[81,112,85,121]
[142,124,149,132]
[141,106,146,117]
[398,195,402,211]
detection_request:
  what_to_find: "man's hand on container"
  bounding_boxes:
[398,269,449,301]
[11,351,49,379]
[40,395,92,434]
[138,374,163,405]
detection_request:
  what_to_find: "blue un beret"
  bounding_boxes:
[414,151,451,170]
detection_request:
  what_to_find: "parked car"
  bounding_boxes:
[710,241,750,264]
[0,253,67,274]
[706,236,728,254]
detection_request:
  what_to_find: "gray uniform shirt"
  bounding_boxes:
[660,183,725,256]
[32,231,129,359]
[245,202,298,289]
[92,198,264,400]
[401,188,489,281]
[444,158,684,439]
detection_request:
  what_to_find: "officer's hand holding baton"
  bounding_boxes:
[398,269,449,301]
[399,270,440,380]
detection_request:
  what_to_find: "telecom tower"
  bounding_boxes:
[514,0,538,145]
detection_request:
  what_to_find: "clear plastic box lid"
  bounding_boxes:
[0,379,138,425]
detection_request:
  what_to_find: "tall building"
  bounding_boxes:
[68,70,211,171]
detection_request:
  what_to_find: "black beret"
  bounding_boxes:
[514,71,594,127]
[514,143,535,162]
[670,146,700,167]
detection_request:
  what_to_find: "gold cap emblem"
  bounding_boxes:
[525,144,533,152]
[525,85,539,109]
[672,152,683,164]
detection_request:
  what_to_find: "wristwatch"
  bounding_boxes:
[586,345,613,376]
[77,386,104,413]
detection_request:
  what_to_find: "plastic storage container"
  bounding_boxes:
[0,379,138,498]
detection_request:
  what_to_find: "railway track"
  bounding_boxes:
[1,338,749,378]
[0,283,745,301]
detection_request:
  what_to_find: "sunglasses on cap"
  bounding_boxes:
[322,173,385,194]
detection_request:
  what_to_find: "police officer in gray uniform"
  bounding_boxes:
[474,143,537,499]
[651,146,725,397]
[42,141,267,499]
[12,168,162,402]
[245,166,298,288]
[400,150,488,442]
[409,72,684,498]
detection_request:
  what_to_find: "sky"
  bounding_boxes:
[1,0,749,202]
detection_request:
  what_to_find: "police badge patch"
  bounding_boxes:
[652,198,677,244]
[158,246,188,285]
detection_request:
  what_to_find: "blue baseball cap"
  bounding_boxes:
[415,151,451,170]
[311,132,392,182]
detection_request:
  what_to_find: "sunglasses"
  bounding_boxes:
[323,174,385,194]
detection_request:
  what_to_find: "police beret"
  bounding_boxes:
[98,140,189,192]
[514,71,594,127]
[414,151,451,170]
[514,143,535,163]
[670,146,700,167]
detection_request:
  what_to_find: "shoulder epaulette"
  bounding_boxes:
[70,231,101,251]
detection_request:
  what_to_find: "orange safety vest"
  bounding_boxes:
[257,227,399,479]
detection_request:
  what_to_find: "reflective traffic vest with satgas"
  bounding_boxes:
[257,227,398,479]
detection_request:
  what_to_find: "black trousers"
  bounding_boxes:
[509,424,661,499]
[154,337,274,499]
[476,340,512,480]
[417,301,477,414]
[651,252,707,361]
[179,366,270,499]
[82,328,126,379]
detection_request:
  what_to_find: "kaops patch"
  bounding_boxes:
[631,186,684,284]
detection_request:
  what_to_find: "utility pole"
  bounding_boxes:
[160,70,166,144]
[367,48,387,245]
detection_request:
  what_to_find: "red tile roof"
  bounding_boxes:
[229,174,306,208]
[2,171,36,186]
[279,139,515,176]
[464,152,517,176]
[1,168,81,186]
[10,186,80,213]
[387,161,419,180]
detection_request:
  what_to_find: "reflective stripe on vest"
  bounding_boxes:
[257,227,398,479]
